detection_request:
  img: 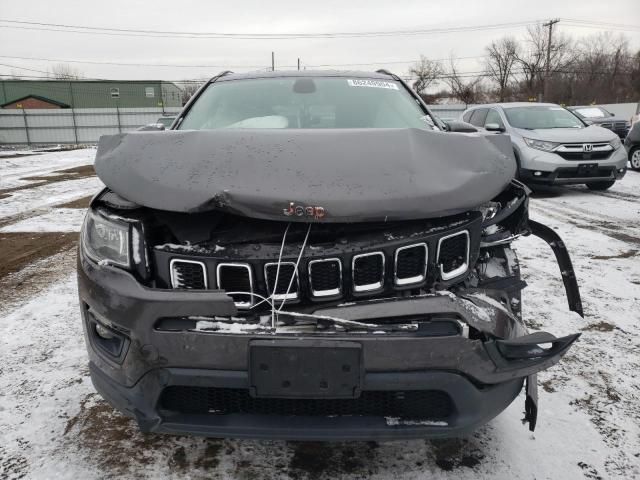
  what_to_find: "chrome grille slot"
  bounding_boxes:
[437,231,470,281]
[394,243,427,286]
[308,258,342,297]
[352,252,385,292]
[264,262,299,301]
[216,263,253,308]
[170,259,207,289]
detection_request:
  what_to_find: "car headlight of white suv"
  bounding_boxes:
[609,137,622,150]
[523,138,560,152]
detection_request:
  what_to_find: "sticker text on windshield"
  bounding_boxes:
[347,79,399,90]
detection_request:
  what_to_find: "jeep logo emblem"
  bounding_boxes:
[583,143,593,152]
[283,202,326,219]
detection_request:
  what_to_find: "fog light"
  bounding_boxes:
[618,168,625,173]
[95,322,116,340]
[534,171,542,177]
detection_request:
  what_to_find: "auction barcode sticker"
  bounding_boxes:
[347,79,399,90]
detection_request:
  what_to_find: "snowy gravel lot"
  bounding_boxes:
[1,148,639,479]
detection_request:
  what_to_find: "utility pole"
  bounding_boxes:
[271,52,275,72]
[542,18,559,102]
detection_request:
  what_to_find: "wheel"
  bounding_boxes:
[586,180,616,191]
[630,147,640,171]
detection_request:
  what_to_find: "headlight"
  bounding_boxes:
[610,137,622,150]
[523,137,560,152]
[82,209,130,267]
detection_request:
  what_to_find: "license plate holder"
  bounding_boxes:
[577,163,598,177]
[249,340,362,398]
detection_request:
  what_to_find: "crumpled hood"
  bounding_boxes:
[94,128,515,222]
[514,125,616,143]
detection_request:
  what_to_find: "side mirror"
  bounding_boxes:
[610,112,615,117]
[137,123,166,132]
[445,120,478,133]
[485,123,505,132]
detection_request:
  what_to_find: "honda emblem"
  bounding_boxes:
[583,143,593,152]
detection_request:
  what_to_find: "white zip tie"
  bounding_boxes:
[277,223,312,313]
[271,223,290,328]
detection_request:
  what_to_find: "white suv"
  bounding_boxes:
[461,103,628,190]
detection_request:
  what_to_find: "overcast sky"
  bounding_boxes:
[1,0,639,86]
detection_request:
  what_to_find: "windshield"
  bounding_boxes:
[178,77,434,130]
[504,106,585,130]
[573,107,609,119]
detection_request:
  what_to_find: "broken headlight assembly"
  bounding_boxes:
[82,209,130,267]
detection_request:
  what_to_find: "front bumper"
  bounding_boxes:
[78,250,576,440]
[518,145,628,185]
[520,165,627,185]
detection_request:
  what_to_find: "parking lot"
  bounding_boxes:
[1,148,639,479]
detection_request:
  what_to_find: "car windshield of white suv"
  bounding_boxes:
[504,106,585,130]
[178,77,435,130]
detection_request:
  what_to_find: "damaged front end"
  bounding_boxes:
[78,168,581,439]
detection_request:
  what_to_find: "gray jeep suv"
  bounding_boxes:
[462,103,627,190]
[79,71,581,440]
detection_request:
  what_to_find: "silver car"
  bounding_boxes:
[461,103,627,190]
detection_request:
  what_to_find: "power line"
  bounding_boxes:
[562,19,640,31]
[0,55,269,69]
[0,54,486,70]
[2,66,632,84]
[0,18,543,39]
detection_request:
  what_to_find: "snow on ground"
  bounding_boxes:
[0,177,103,221]
[0,148,639,479]
[0,148,96,190]
[0,208,87,233]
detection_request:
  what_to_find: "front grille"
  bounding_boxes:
[264,262,299,300]
[556,167,614,179]
[555,143,613,161]
[159,386,454,419]
[395,243,427,286]
[161,221,477,304]
[170,260,207,289]
[556,151,612,161]
[352,252,385,292]
[217,263,253,308]
[308,258,342,297]
[614,122,628,130]
[438,232,469,280]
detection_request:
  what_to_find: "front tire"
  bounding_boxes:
[586,180,616,191]
[629,147,640,171]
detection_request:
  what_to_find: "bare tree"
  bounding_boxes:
[571,33,633,103]
[49,63,83,80]
[485,37,519,101]
[514,24,574,101]
[443,56,483,105]
[409,56,443,96]
[631,50,640,99]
